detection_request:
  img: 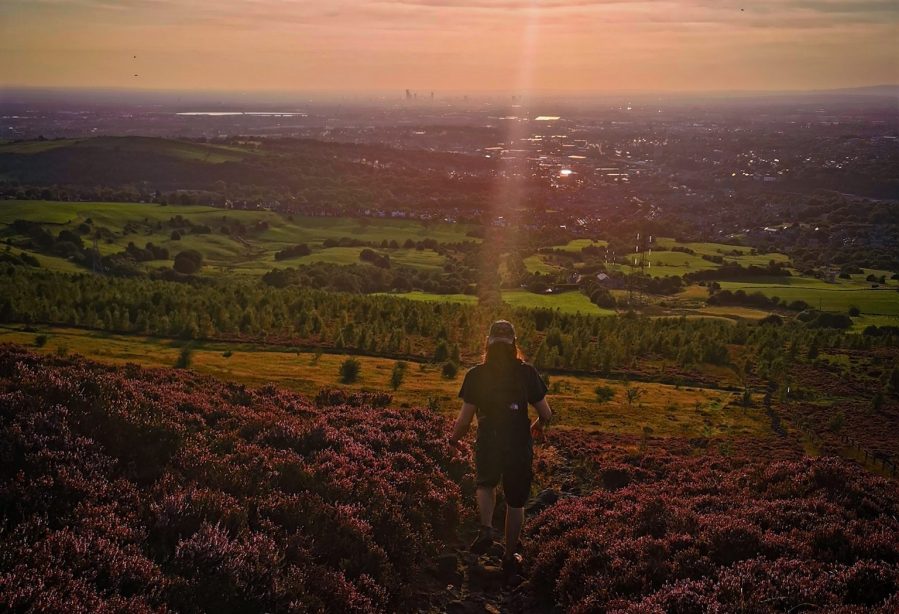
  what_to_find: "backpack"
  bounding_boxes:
[476,361,531,443]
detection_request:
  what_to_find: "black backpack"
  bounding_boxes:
[476,361,531,441]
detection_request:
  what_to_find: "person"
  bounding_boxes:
[450,319,552,580]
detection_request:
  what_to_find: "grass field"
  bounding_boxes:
[0,139,80,154]
[284,246,445,270]
[718,280,899,316]
[532,235,792,280]
[552,238,609,252]
[694,305,773,320]
[0,200,474,276]
[524,254,563,274]
[373,291,479,305]
[0,325,767,439]
[4,200,894,323]
[0,136,253,163]
[12,246,85,273]
[502,289,616,315]
[372,289,615,315]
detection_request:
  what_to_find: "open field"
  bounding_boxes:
[533,235,793,279]
[0,200,474,275]
[3,200,895,324]
[552,238,608,252]
[523,254,563,274]
[693,305,773,320]
[501,289,616,315]
[0,136,254,162]
[718,280,899,316]
[12,246,85,273]
[285,246,445,270]
[672,273,899,321]
[374,288,615,314]
[0,325,764,438]
[373,291,479,304]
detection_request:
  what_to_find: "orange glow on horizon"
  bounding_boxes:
[0,0,896,94]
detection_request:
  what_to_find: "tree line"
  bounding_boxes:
[2,268,893,379]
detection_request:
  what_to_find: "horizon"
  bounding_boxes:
[2,83,897,107]
[2,1,897,95]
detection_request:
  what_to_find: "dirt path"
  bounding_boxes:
[414,536,532,613]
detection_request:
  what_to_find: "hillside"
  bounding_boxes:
[0,346,469,612]
[1,347,897,612]
[0,136,493,211]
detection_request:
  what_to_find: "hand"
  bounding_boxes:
[531,419,545,443]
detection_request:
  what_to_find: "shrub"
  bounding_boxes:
[175,347,193,369]
[274,243,311,261]
[390,361,407,390]
[827,410,845,432]
[339,357,361,384]
[594,385,615,403]
[173,249,203,274]
[625,386,643,407]
[441,361,459,380]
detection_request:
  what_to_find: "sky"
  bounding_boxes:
[1,0,896,95]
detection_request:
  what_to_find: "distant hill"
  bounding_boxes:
[0,136,254,187]
[0,135,492,209]
[810,84,899,98]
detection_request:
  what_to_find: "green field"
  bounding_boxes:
[718,279,899,316]
[607,239,791,278]
[501,289,615,315]
[531,235,792,279]
[4,200,895,324]
[373,289,614,315]
[0,200,474,276]
[373,291,478,305]
[552,238,609,252]
[285,246,445,270]
[524,254,563,274]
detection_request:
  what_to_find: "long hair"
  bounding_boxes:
[484,340,524,368]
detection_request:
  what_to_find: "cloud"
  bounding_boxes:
[8,0,897,28]
[2,0,895,92]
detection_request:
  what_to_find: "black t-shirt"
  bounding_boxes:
[458,360,547,444]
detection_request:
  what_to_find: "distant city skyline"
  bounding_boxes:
[1,0,897,95]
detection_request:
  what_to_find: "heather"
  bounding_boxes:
[3,346,899,612]
[0,345,469,612]
[525,430,899,612]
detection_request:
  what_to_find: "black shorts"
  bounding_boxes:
[474,435,533,508]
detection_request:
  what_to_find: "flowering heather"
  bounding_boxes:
[2,345,898,613]
[0,346,470,612]
[526,431,899,612]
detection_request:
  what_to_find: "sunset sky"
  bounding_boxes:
[1,0,896,95]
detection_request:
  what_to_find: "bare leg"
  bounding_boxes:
[504,506,524,558]
[476,486,496,528]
